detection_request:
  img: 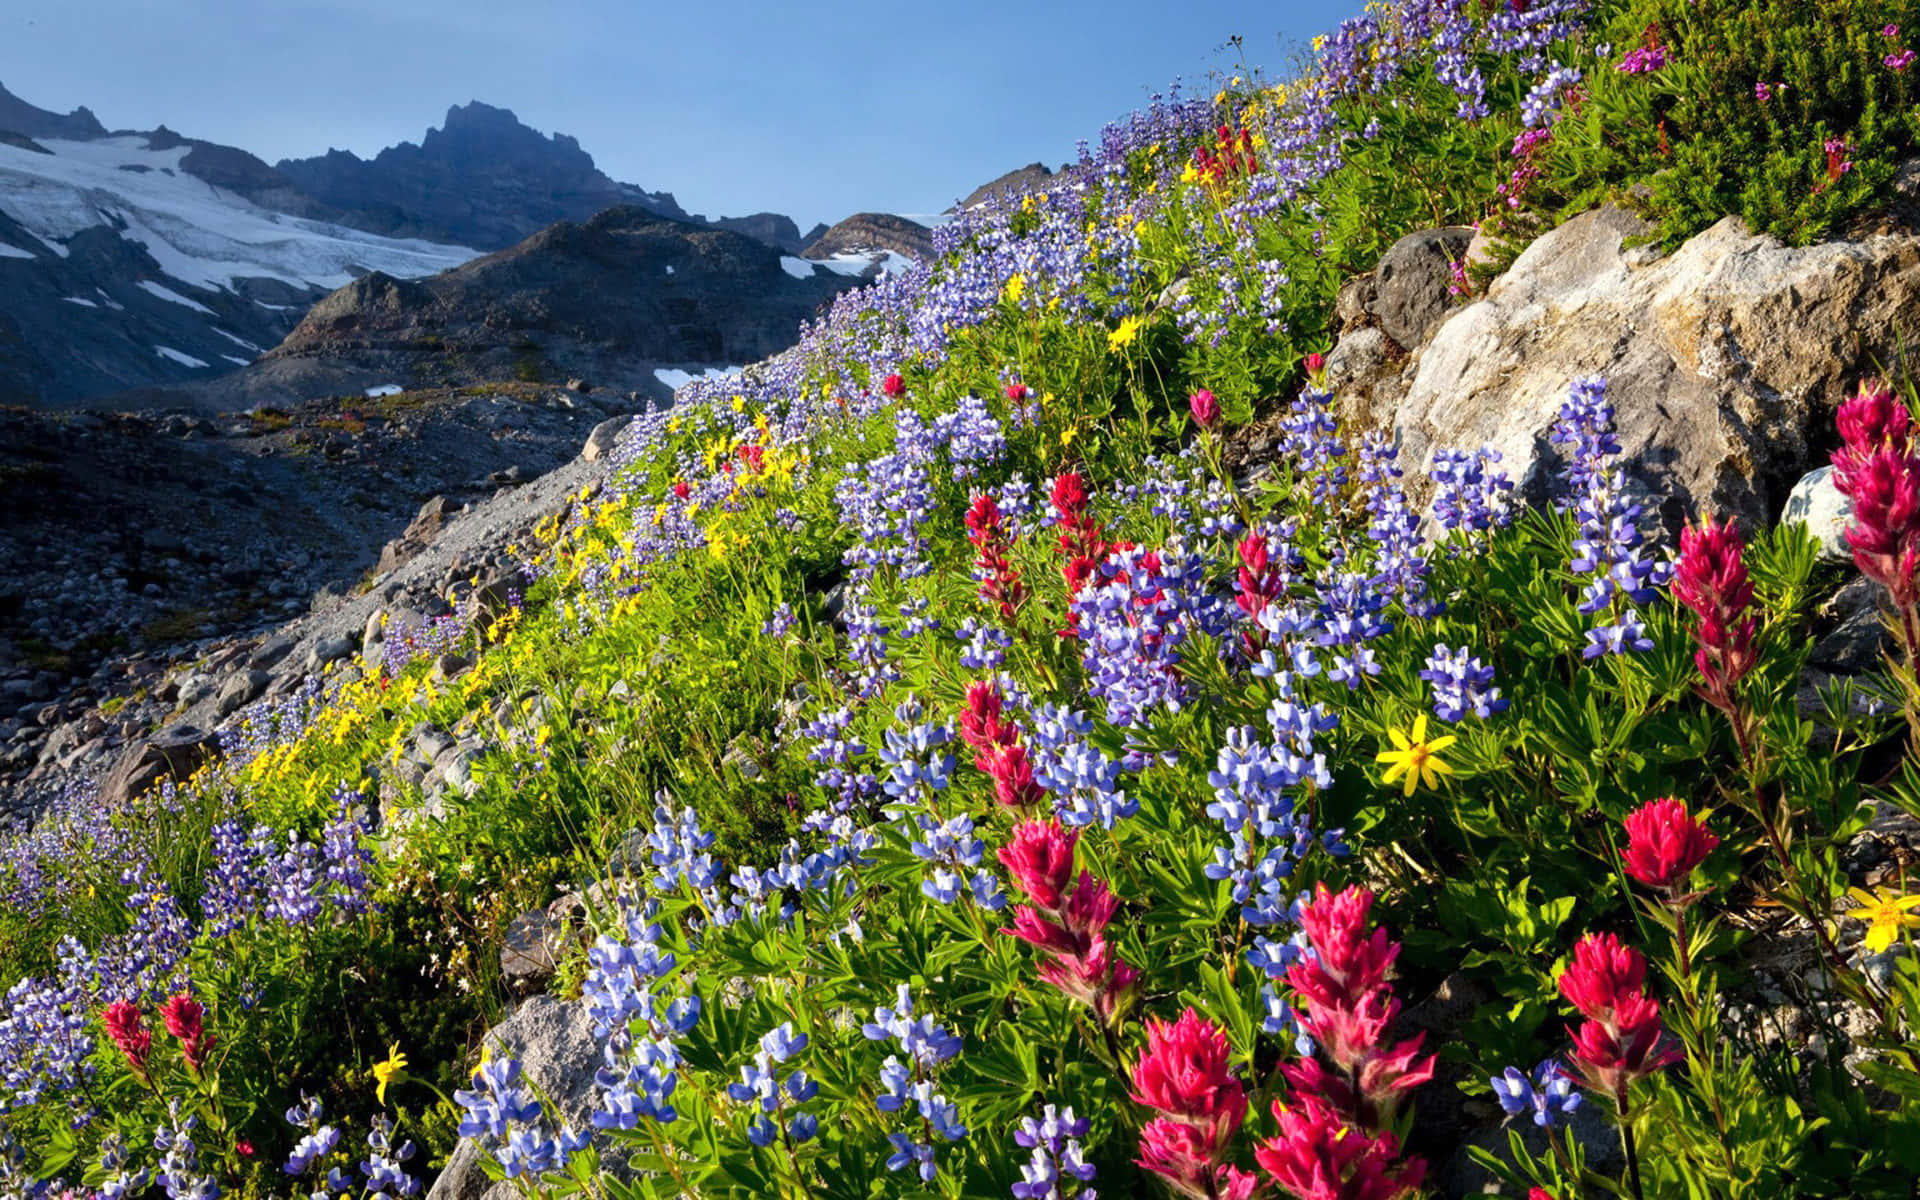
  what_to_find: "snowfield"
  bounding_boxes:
[0,136,480,293]
[654,365,745,391]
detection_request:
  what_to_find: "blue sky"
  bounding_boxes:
[1,1,1355,231]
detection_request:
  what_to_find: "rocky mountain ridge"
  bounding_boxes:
[112,207,872,410]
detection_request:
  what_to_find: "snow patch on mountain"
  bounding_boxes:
[154,345,209,368]
[0,136,479,292]
[0,240,35,259]
[137,280,215,314]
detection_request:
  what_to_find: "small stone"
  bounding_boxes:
[1782,466,1853,562]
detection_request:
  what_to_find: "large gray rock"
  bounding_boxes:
[424,996,606,1200]
[1360,205,1920,530]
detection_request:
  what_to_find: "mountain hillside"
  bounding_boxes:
[139,207,871,407]
[8,5,1918,1200]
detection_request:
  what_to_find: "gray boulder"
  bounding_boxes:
[1352,205,1920,531]
[98,723,221,806]
[424,996,606,1200]
[580,415,633,463]
[1371,226,1474,349]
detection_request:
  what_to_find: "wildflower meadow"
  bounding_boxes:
[1,0,1918,1197]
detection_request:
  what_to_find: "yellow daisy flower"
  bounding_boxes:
[1106,315,1145,352]
[1375,714,1457,796]
[1845,887,1920,953]
[372,1043,408,1105]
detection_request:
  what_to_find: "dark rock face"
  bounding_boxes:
[0,82,105,140]
[958,161,1055,209]
[217,208,863,403]
[178,142,339,221]
[98,723,218,806]
[803,212,934,262]
[276,101,687,250]
[708,212,806,254]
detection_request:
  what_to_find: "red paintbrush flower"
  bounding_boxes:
[1622,797,1719,891]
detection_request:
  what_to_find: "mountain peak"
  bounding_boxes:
[0,80,107,140]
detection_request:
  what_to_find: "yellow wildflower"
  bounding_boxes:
[1375,714,1457,796]
[372,1043,407,1105]
[1845,887,1920,953]
[1181,161,1200,185]
[1106,315,1145,352]
[1003,273,1027,304]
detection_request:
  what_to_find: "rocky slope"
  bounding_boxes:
[113,208,867,409]
[0,379,642,796]
[801,211,933,262]
[956,160,1055,208]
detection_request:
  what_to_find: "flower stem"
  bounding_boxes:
[1616,1094,1645,1200]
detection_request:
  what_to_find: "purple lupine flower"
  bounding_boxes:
[909,814,1004,910]
[1420,643,1510,722]
[729,1022,819,1147]
[875,695,956,804]
[863,986,967,1181]
[1011,1105,1097,1199]
[762,603,798,638]
[1428,446,1515,536]
[321,788,376,915]
[359,1114,423,1196]
[1551,377,1672,655]
[1521,62,1583,127]
[1491,1060,1584,1128]
[1027,703,1134,829]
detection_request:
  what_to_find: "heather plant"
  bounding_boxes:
[0,1,1916,1196]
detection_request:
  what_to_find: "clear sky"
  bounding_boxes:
[0,1,1357,231]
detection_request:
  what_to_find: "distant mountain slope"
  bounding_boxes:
[141,208,869,408]
[0,134,479,406]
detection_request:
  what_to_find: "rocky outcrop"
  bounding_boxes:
[1371,226,1473,349]
[424,997,607,1200]
[958,161,1055,209]
[802,212,934,263]
[709,212,806,254]
[1334,205,1920,531]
